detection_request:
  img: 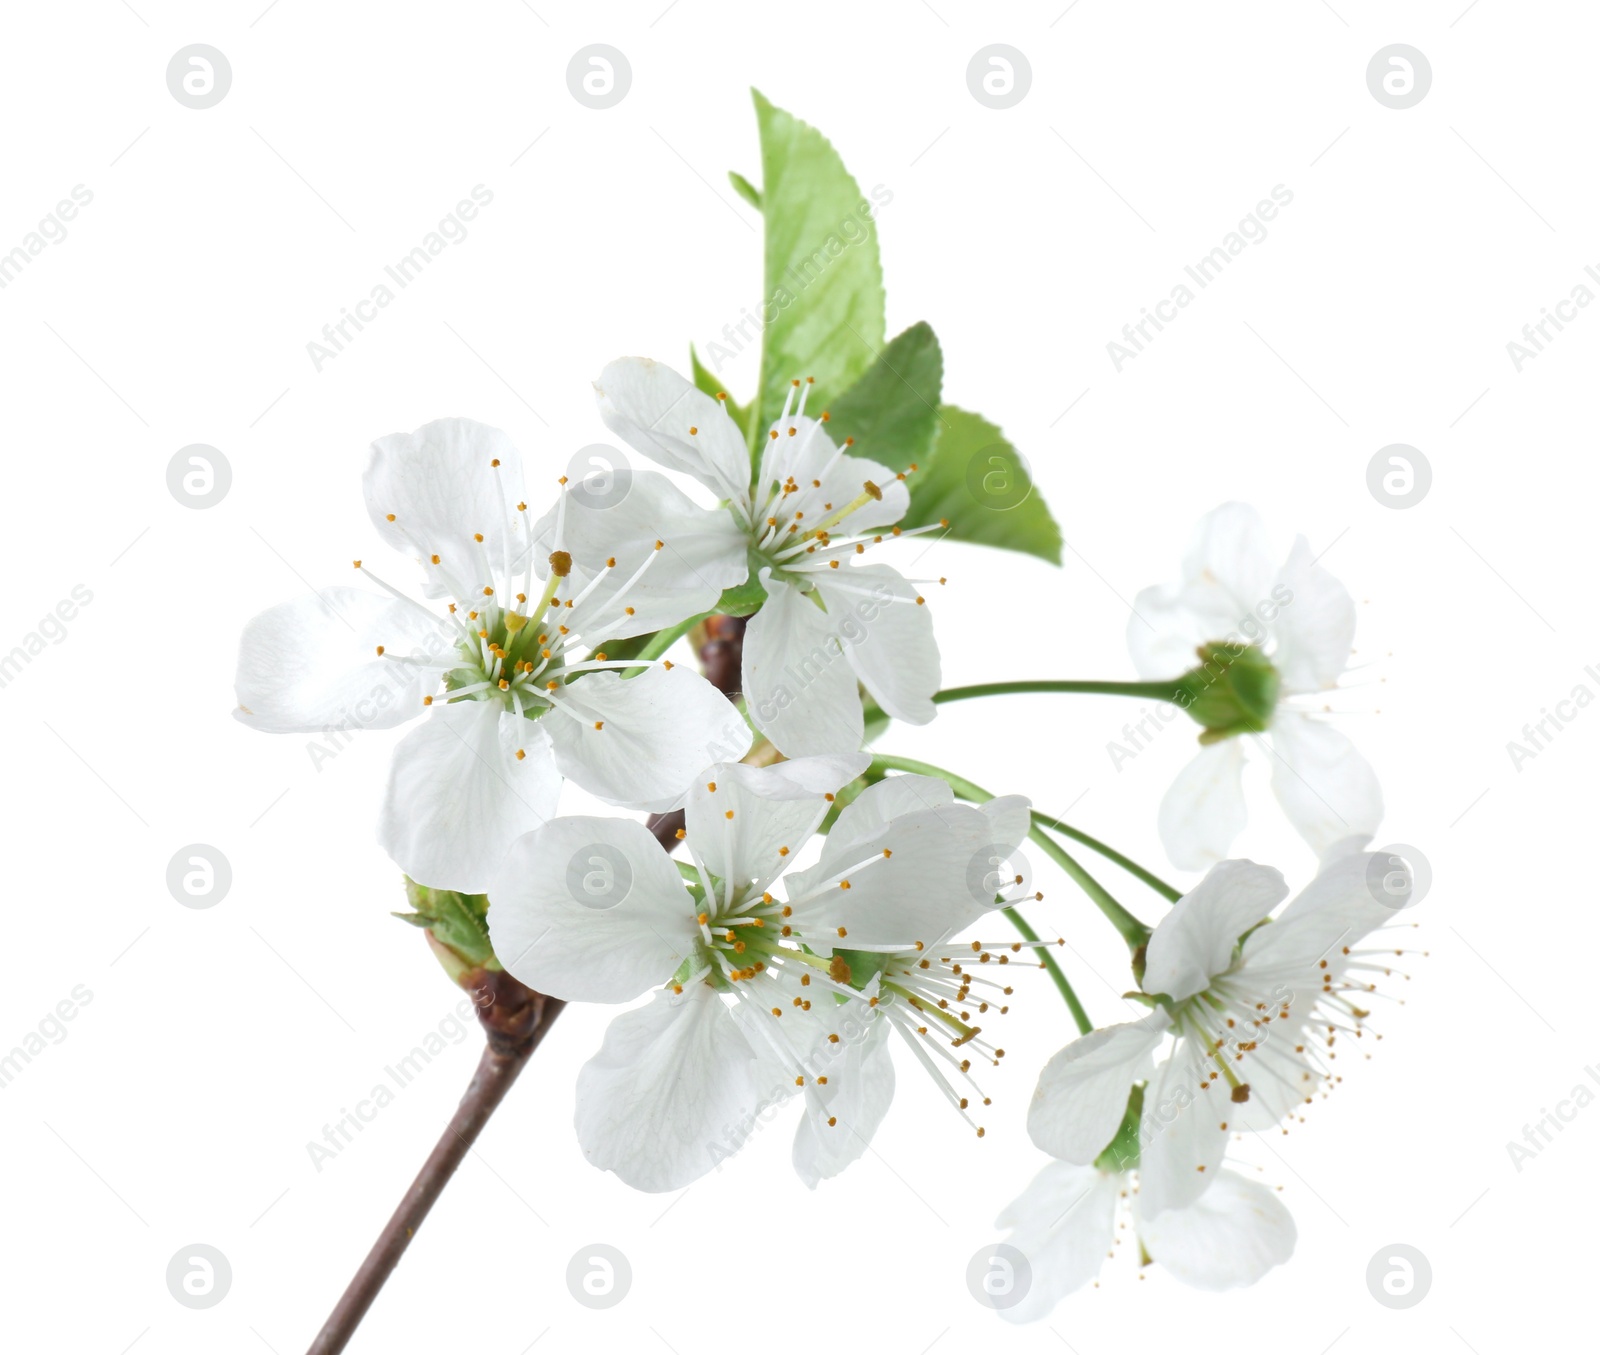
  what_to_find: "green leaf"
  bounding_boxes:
[689,344,750,433]
[728,170,762,210]
[825,321,943,472]
[749,89,886,450]
[904,406,1064,565]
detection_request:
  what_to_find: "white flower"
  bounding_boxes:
[554,357,942,757]
[1129,501,1382,870]
[984,1160,1295,1318]
[486,760,1034,1191]
[1026,841,1412,1220]
[234,418,752,893]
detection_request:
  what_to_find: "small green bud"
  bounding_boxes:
[1173,642,1280,742]
[398,878,498,979]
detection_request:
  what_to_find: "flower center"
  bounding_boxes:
[357,465,674,752]
[735,377,948,587]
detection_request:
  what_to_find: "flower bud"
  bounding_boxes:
[395,878,498,983]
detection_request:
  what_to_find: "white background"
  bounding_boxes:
[0,1,1589,1351]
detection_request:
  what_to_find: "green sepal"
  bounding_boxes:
[401,877,498,973]
[716,563,770,617]
[1094,1083,1146,1173]
[1175,643,1281,741]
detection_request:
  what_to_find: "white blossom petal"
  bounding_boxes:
[488,816,699,1003]
[364,419,528,597]
[1265,714,1383,857]
[1127,503,1280,682]
[784,799,1015,947]
[1027,1017,1166,1163]
[378,701,559,893]
[1143,859,1288,1003]
[234,588,448,733]
[544,665,753,812]
[1180,502,1279,619]
[1141,1169,1296,1290]
[821,773,954,861]
[980,795,1036,857]
[1158,738,1250,870]
[685,756,868,898]
[574,984,762,1192]
[989,1161,1122,1322]
[1245,842,1396,974]
[594,358,751,508]
[1271,536,1356,693]
[743,573,864,757]
[791,1013,896,1189]
[811,564,940,727]
[533,470,749,639]
[1138,1043,1231,1219]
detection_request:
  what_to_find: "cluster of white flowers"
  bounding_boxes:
[235,357,1412,1317]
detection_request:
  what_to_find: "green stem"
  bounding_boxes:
[1031,813,1183,904]
[624,612,711,676]
[935,679,1185,705]
[1002,907,1091,1035]
[865,754,1152,953]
